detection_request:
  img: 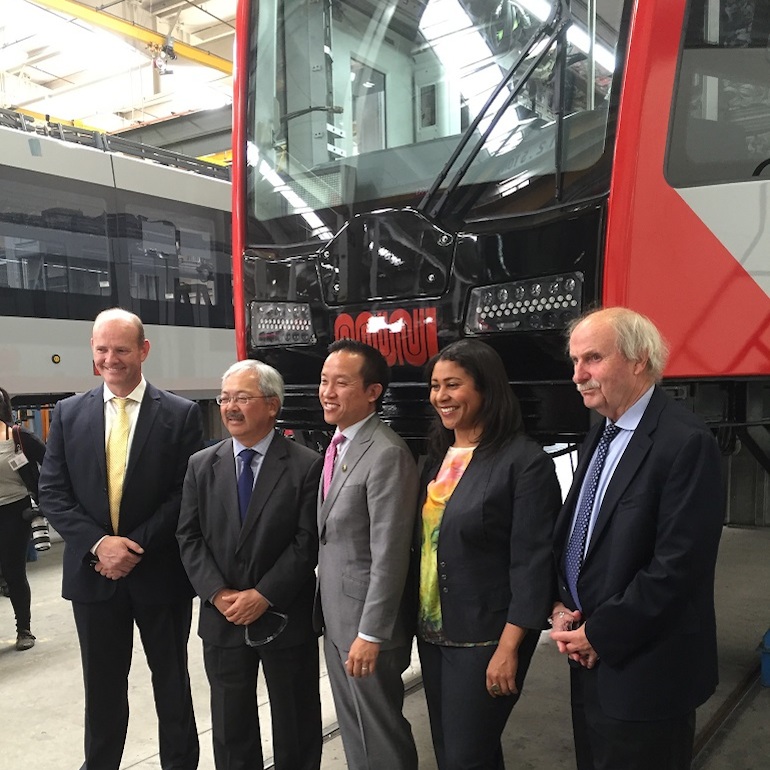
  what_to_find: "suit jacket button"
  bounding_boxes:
[442,587,448,593]
[439,561,446,568]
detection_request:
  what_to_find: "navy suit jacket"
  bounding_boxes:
[39,383,203,604]
[177,433,322,649]
[554,386,724,720]
[418,434,561,642]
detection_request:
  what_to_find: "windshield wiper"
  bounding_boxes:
[417,0,570,222]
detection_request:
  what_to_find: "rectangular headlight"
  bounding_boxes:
[249,301,317,347]
[465,273,583,333]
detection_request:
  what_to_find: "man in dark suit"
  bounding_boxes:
[316,340,419,770]
[177,359,322,770]
[550,307,724,770]
[39,308,202,770]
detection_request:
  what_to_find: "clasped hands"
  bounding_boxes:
[548,602,599,669]
[213,588,269,626]
[93,536,144,580]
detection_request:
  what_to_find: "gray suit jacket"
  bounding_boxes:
[178,433,322,649]
[316,415,418,651]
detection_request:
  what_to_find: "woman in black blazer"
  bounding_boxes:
[417,340,561,770]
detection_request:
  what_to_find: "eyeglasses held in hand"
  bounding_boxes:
[216,395,270,405]
[244,610,289,647]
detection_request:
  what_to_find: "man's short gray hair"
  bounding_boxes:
[569,307,669,381]
[221,360,285,407]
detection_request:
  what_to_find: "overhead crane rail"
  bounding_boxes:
[0,107,230,182]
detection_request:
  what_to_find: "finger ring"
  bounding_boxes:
[362,666,369,671]
[490,684,501,693]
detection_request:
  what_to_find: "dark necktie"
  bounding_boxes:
[237,448,257,522]
[564,422,621,609]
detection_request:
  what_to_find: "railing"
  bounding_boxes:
[0,107,230,182]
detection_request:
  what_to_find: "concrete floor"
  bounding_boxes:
[0,526,767,770]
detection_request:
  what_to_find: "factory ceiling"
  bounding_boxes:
[0,0,236,134]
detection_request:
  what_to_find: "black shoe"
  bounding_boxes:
[15,630,35,651]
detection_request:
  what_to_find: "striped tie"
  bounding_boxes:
[107,398,130,534]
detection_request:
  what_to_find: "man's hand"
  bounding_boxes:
[345,637,380,678]
[93,536,143,580]
[548,602,582,645]
[550,623,599,668]
[220,588,270,626]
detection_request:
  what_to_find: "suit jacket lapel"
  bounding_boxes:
[238,434,286,548]
[124,385,160,486]
[87,388,108,481]
[554,425,602,554]
[212,439,242,537]
[584,387,664,562]
[319,415,378,531]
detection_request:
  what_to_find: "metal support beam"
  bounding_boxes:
[28,0,233,74]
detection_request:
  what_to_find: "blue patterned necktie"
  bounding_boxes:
[237,448,257,522]
[565,422,621,609]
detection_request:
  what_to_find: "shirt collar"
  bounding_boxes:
[103,377,146,405]
[232,429,275,458]
[613,385,655,432]
[336,411,377,443]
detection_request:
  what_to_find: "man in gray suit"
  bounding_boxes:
[177,360,323,770]
[317,339,419,770]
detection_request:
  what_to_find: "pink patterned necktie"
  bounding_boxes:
[323,433,345,498]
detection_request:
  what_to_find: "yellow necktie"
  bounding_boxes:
[107,398,130,534]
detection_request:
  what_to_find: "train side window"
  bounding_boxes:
[0,180,110,295]
[667,0,770,186]
[125,204,219,308]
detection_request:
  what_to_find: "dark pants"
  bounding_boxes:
[570,664,696,770]
[203,637,321,770]
[0,497,32,632]
[72,585,198,770]
[418,629,539,770]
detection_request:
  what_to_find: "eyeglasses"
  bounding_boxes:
[244,610,289,647]
[216,395,270,405]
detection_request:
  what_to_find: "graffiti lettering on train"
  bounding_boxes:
[334,308,439,366]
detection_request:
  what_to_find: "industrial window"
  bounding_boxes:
[667,0,770,186]
[0,179,110,295]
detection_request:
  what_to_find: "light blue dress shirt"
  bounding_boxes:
[572,386,655,555]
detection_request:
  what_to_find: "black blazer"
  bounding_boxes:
[418,434,561,642]
[39,383,203,604]
[554,386,724,720]
[177,433,322,650]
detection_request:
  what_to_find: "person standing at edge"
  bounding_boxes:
[0,386,46,651]
[550,307,724,770]
[316,339,419,770]
[177,359,323,770]
[39,308,202,770]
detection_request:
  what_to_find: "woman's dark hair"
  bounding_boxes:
[0,386,13,424]
[425,339,523,460]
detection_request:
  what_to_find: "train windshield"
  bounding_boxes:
[245,0,622,245]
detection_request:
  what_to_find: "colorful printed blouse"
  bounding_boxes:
[419,445,496,646]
